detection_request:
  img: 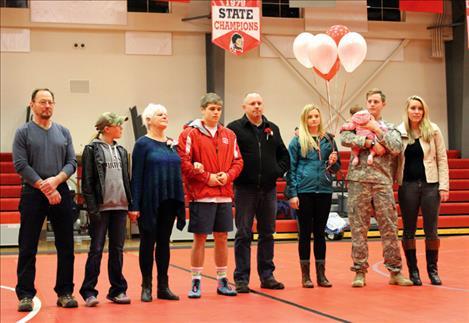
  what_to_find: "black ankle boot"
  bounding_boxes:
[141,276,152,302]
[157,276,179,300]
[426,239,442,285]
[402,240,422,286]
[157,287,180,301]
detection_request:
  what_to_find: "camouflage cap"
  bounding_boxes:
[95,112,128,131]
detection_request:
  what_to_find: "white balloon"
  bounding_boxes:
[307,34,338,75]
[338,32,367,73]
[293,32,315,68]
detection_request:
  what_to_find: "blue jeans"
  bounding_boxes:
[80,210,128,299]
[398,181,440,240]
[16,183,75,299]
[233,185,277,283]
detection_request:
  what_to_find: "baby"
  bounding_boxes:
[340,105,387,166]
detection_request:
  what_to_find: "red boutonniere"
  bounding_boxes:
[264,127,273,141]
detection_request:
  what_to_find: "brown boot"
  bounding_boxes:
[315,260,332,287]
[402,239,422,286]
[426,239,442,285]
[300,261,314,288]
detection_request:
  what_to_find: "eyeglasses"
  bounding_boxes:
[249,101,263,106]
[35,100,55,106]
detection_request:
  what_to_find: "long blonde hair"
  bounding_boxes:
[403,95,434,144]
[298,104,325,157]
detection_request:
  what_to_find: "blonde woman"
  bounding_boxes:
[396,95,449,286]
[285,104,340,288]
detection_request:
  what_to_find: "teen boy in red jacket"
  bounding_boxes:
[178,93,243,298]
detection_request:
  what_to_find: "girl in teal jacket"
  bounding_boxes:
[286,104,340,289]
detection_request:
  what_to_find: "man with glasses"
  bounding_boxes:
[13,88,78,311]
[227,93,290,292]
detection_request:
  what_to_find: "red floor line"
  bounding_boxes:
[169,263,351,323]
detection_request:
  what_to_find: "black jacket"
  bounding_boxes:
[81,141,132,215]
[227,115,290,189]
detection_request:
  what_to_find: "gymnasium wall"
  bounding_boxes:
[0,6,449,152]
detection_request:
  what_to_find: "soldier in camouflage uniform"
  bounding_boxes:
[341,89,413,287]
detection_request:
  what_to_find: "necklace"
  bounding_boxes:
[312,135,322,160]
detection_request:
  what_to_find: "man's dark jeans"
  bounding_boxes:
[80,210,128,299]
[233,185,277,283]
[16,183,75,299]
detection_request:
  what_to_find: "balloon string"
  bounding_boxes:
[334,79,348,134]
[325,80,333,130]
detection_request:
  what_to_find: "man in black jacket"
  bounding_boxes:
[227,93,290,292]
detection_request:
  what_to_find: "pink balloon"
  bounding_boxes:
[326,25,350,45]
[293,32,315,68]
[307,34,338,75]
[338,32,367,73]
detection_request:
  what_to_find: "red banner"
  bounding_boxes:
[211,0,261,56]
[399,0,443,14]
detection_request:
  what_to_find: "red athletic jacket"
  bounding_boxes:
[177,119,243,201]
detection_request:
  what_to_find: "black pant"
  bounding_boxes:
[297,193,332,261]
[138,200,177,286]
[234,185,277,283]
[16,183,75,299]
[80,210,128,299]
[398,181,440,240]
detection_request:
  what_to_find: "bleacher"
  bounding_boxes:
[2,150,469,246]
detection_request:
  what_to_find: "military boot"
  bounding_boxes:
[389,272,413,286]
[352,272,366,287]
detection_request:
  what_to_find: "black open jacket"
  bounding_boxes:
[81,141,132,215]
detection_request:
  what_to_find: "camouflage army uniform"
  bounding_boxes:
[341,119,403,273]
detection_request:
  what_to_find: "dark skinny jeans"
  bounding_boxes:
[398,181,440,241]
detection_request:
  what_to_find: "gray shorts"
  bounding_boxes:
[188,202,233,234]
